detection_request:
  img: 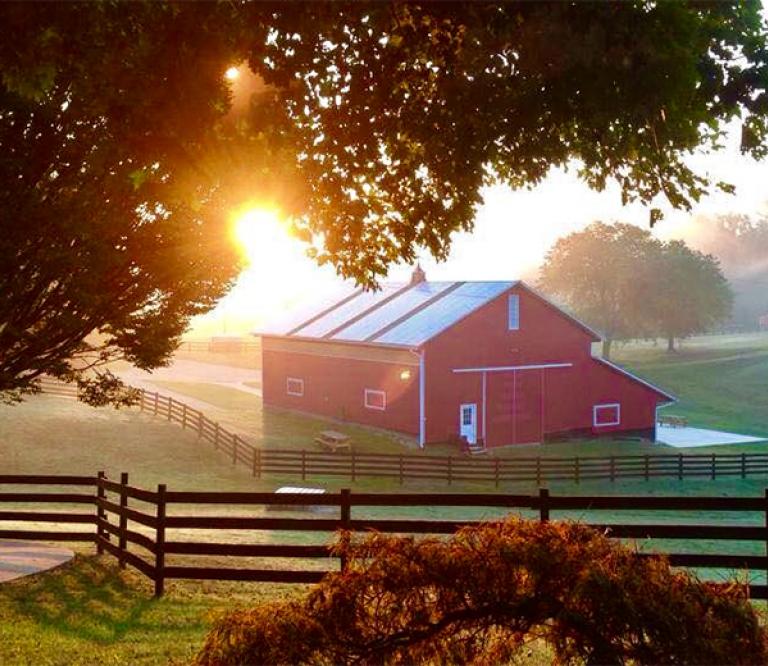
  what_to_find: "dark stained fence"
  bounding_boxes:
[1,473,767,599]
[38,380,768,486]
[176,340,261,353]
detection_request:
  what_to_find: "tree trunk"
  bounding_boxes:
[602,338,612,360]
[667,336,675,352]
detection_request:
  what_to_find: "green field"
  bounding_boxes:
[613,333,768,437]
[150,332,768,459]
[1,332,767,663]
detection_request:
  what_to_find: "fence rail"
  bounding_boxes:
[177,340,261,353]
[1,473,767,599]
[38,379,768,486]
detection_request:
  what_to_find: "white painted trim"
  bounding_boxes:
[593,403,621,427]
[519,282,603,340]
[407,282,519,345]
[286,377,304,397]
[596,357,677,403]
[453,362,572,374]
[459,403,478,444]
[418,351,426,448]
[481,371,487,443]
[364,388,386,411]
[508,293,520,331]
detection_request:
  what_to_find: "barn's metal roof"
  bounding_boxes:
[257,280,517,347]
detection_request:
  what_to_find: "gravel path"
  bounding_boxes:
[0,540,73,583]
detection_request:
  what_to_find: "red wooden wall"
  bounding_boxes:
[262,284,669,448]
[262,346,420,437]
[423,286,665,447]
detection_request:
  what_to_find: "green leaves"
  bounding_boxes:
[539,222,733,354]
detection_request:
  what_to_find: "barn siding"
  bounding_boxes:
[262,345,420,436]
[423,286,662,447]
[260,282,669,449]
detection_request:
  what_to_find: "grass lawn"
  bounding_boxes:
[1,389,768,662]
[613,333,768,437]
[0,554,303,666]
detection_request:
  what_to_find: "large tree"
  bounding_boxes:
[1,1,767,401]
[651,241,733,351]
[538,222,661,358]
[539,223,732,355]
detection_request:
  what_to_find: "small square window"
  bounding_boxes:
[593,403,620,427]
[286,377,304,397]
[364,389,386,411]
[508,294,520,330]
[462,406,473,426]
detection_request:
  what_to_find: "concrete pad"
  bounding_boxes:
[0,540,73,583]
[657,425,766,448]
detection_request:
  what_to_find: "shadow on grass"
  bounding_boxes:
[0,554,161,645]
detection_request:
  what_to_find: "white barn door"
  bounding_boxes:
[459,403,477,444]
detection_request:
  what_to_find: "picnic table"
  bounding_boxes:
[658,414,688,428]
[268,486,327,512]
[314,430,351,453]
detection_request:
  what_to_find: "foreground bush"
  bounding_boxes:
[197,518,767,665]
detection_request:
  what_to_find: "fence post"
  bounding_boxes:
[574,457,580,485]
[351,452,356,483]
[340,488,351,573]
[447,456,453,486]
[535,458,541,486]
[139,391,145,412]
[742,452,747,479]
[154,484,167,598]
[644,455,650,482]
[118,472,128,569]
[167,397,173,421]
[494,458,500,488]
[301,450,306,481]
[678,453,683,481]
[399,454,404,486]
[711,453,716,480]
[253,448,261,479]
[181,403,188,429]
[609,456,615,483]
[96,471,106,555]
[232,435,238,464]
[153,392,159,416]
[539,487,550,523]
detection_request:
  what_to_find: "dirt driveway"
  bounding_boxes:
[117,359,262,396]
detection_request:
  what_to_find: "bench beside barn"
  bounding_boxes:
[258,270,674,449]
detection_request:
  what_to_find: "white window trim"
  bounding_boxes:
[286,377,304,397]
[364,389,386,411]
[593,403,620,427]
[508,294,520,331]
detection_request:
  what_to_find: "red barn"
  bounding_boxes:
[259,272,674,448]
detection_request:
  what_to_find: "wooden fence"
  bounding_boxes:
[177,340,261,353]
[38,380,768,486]
[1,473,767,599]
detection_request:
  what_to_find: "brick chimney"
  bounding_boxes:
[410,263,426,285]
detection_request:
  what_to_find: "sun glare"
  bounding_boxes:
[232,206,292,266]
[224,66,240,81]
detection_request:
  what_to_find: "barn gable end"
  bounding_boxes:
[257,277,674,449]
